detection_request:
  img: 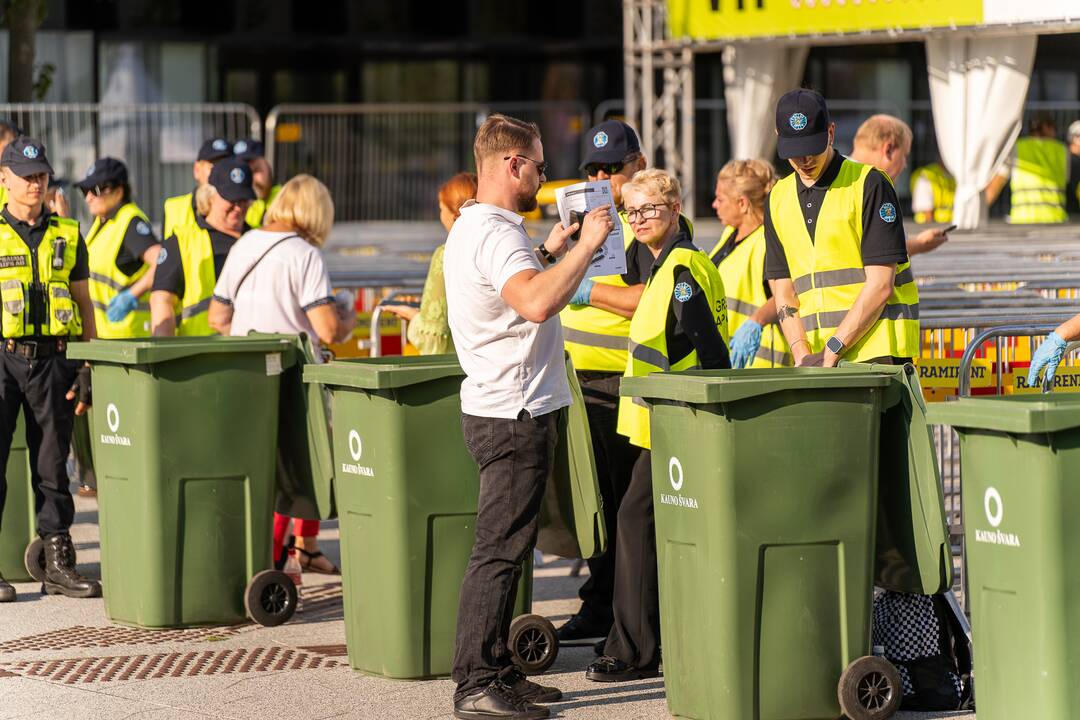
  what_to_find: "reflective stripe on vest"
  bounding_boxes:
[173,223,219,336]
[910,164,955,225]
[163,193,196,240]
[86,202,153,339]
[245,184,282,228]
[0,214,83,338]
[1009,137,1068,224]
[768,158,920,362]
[713,224,791,368]
[617,245,728,450]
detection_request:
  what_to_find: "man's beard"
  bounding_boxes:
[516,185,539,213]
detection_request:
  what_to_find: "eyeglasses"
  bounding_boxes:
[504,154,548,177]
[584,153,640,178]
[86,185,116,196]
[624,203,669,223]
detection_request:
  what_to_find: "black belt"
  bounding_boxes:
[3,338,67,359]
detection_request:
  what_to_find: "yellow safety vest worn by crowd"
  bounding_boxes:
[163,191,198,240]
[85,202,152,339]
[909,163,955,224]
[617,240,728,450]
[245,184,282,228]
[769,159,920,361]
[709,225,791,368]
[0,212,83,338]
[0,187,7,211]
[1009,137,1068,224]
[172,223,220,336]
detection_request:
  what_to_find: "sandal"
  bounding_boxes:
[296,547,340,575]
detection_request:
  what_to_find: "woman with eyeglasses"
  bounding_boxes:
[586,168,730,684]
[708,159,791,368]
[150,158,253,336]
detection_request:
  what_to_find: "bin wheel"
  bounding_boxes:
[838,655,902,720]
[244,570,297,627]
[24,538,45,583]
[509,614,558,675]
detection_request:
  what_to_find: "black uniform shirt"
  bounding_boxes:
[764,152,908,280]
[88,204,159,276]
[151,214,244,300]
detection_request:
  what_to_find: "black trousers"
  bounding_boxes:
[0,350,78,539]
[576,371,639,623]
[603,449,660,669]
[452,409,558,699]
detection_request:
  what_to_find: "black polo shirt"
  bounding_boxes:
[0,207,89,282]
[87,204,160,276]
[764,152,908,280]
[152,214,244,300]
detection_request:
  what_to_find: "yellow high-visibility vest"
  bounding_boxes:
[768,158,920,361]
[163,192,197,240]
[172,223,220,336]
[85,202,153,339]
[245,184,282,228]
[909,163,955,224]
[1009,137,1068,224]
[709,225,791,368]
[0,212,83,338]
[617,244,728,449]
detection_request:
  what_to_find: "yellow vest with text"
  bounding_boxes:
[85,203,153,339]
[0,212,83,338]
[163,192,197,240]
[768,159,920,361]
[245,184,283,228]
[709,225,791,368]
[172,223,219,336]
[1009,137,1068,224]
[909,163,955,224]
[617,246,728,450]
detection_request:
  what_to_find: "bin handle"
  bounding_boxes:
[370,289,422,358]
[957,324,1058,396]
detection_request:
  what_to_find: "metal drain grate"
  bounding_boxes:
[2,647,343,684]
[0,625,242,653]
[298,644,348,656]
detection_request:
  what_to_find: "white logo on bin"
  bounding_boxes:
[341,429,374,478]
[974,485,1021,548]
[659,455,698,509]
[669,456,684,491]
[984,486,1003,528]
[100,402,131,447]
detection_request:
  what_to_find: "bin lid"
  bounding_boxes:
[927,394,1080,434]
[620,367,892,404]
[68,336,295,365]
[303,354,464,390]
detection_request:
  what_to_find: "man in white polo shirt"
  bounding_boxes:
[445,113,613,720]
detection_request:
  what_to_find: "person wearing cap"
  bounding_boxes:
[0,120,20,210]
[764,89,919,368]
[151,158,253,336]
[0,137,100,602]
[985,116,1069,224]
[162,137,233,239]
[1067,119,1080,216]
[78,158,162,338]
[233,138,282,228]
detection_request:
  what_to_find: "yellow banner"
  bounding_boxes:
[1011,368,1080,394]
[667,0,984,41]
[914,358,993,389]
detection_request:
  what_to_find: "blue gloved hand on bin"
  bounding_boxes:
[570,277,595,307]
[1027,331,1068,389]
[106,289,138,322]
[729,319,763,369]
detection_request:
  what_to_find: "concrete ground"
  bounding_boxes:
[0,489,975,720]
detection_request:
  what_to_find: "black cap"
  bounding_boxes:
[208,158,256,203]
[76,157,128,192]
[232,138,265,161]
[1,137,53,177]
[197,137,233,162]
[580,120,641,170]
[775,89,831,160]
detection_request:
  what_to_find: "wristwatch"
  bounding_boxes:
[826,335,846,355]
[537,242,555,265]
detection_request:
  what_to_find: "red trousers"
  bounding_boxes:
[273,513,320,561]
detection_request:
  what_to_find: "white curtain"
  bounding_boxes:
[722,43,809,162]
[926,35,1037,229]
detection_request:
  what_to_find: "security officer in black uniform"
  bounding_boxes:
[0,138,99,602]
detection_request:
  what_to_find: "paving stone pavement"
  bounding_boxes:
[0,488,975,719]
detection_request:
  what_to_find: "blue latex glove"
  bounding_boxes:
[570,277,595,307]
[1027,331,1068,389]
[106,289,138,322]
[729,319,763,369]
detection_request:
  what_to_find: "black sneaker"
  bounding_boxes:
[556,612,611,641]
[500,666,562,703]
[585,655,661,683]
[453,679,550,720]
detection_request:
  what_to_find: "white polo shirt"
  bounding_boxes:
[444,200,571,419]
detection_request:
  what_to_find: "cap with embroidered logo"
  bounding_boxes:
[580,120,641,170]
[232,138,265,161]
[76,157,128,193]
[208,158,256,203]
[775,89,831,160]
[197,137,233,163]
[1,137,53,177]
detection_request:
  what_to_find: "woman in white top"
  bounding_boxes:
[209,174,355,574]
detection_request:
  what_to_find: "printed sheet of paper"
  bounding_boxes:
[553,180,627,278]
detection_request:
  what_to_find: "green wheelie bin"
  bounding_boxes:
[622,364,950,720]
[928,393,1080,720]
[68,336,302,629]
[0,411,36,582]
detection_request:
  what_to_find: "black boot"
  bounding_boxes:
[0,573,15,602]
[43,533,101,599]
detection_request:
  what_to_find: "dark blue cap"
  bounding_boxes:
[232,138,265,161]
[775,89,831,159]
[580,120,641,170]
[76,157,128,192]
[1,137,53,177]
[198,137,233,162]
[209,158,256,203]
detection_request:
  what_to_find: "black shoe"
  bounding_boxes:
[593,638,605,656]
[585,655,661,683]
[500,666,562,704]
[556,611,612,641]
[0,573,15,603]
[453,679,550,719]
[42,533,101,599]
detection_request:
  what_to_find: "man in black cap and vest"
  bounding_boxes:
[764,89,919,368]
[233,139,282,228]
[163,137,233,240]
[0,137,99,602]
